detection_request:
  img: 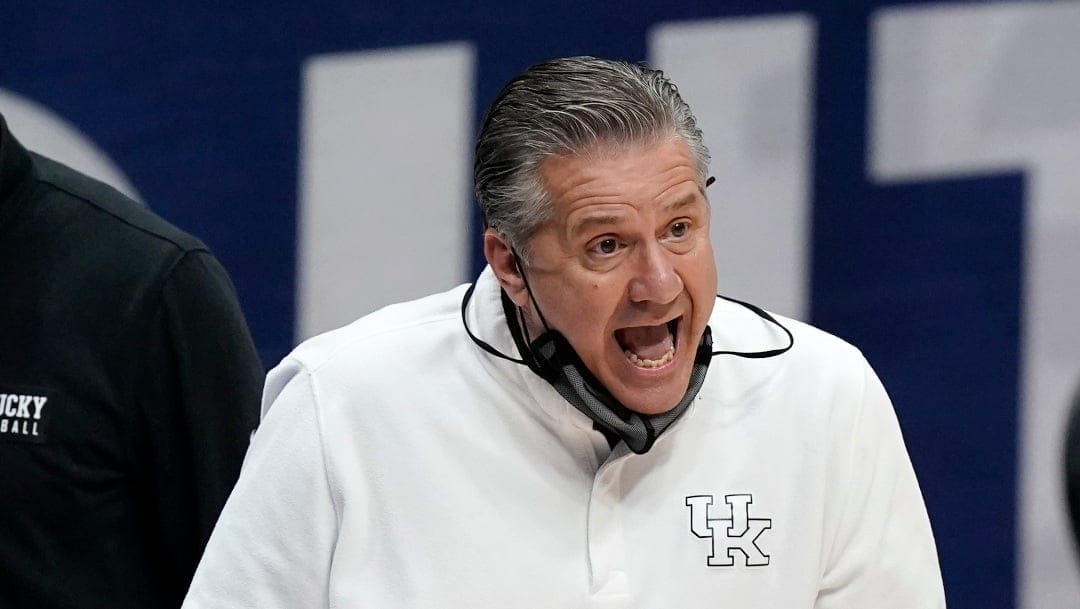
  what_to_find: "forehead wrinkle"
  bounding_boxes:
[554,166,698,215]
[650,163,702,198]
[568,211,623,240]
[660,190,706,214]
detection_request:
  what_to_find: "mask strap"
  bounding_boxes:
[460,282,528,366]
[462,283,795,366]
[711,294,795,358]
[510,247,556,335]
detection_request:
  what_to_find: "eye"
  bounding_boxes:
[586,236,623,258]
[596,238,618,254]
[669,221,690,238]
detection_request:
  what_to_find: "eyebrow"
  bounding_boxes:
[569,213,621,240]
[662,192,701,215]
[568,193,704,240]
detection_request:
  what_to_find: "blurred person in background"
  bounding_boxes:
[0,113,264,608]
[1066,378,1080,556]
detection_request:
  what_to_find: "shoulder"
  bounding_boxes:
[261,283,474,420]
[703,298,874,406]
[22,155,248,344]
[777,314,866,371]
[710,297,866,370]
[286,283,472,376]
[30,152,206,257]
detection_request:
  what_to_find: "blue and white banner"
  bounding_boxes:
[3,2,1079,607]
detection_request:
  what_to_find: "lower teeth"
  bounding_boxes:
[626,347,675,368]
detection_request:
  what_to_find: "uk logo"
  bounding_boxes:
[686,494,771,567]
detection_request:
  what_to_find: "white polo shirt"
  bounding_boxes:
[183,267,945,608]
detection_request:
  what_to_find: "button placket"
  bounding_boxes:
[586,450,631,601]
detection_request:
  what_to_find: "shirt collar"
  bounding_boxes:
[464,266,591,427]
[0,114,37,227]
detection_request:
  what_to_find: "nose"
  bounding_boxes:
[627,241,683,305]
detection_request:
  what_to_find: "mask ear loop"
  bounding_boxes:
[463,220,528,364]
[463,287,794,362]
[460,282,528,365]
[510,247,555,338]
[701,173,794,358]
[458,243,555,366]
[711,294,794,358]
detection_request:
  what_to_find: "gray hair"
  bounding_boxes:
[474,56,711,261]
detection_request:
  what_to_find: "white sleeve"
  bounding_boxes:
[815,359,947,608]
[182,359,337,609]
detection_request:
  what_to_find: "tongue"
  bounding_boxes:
[617,325,674,360]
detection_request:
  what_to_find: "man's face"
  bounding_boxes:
[491,138,718,415]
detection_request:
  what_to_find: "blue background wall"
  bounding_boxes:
[3,2,1079,607]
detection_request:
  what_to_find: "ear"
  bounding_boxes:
[483,229,530,307]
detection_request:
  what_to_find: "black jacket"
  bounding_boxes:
[0,115,263,608]
[1066,380,1080,558]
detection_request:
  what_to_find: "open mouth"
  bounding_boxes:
[615,318,680,369]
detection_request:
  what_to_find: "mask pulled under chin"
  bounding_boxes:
[525,326,713,455]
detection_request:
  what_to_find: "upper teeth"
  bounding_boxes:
[625,346,675,369]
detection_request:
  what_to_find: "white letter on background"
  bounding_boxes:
[297,42,475,341]
[650,15,816,321]
[871,4,1080,607]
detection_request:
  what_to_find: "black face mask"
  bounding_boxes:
[460,279,793,455]
[505,288,713,454]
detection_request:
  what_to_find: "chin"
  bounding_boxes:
[614,381,689,416]
[608,350,696,416]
